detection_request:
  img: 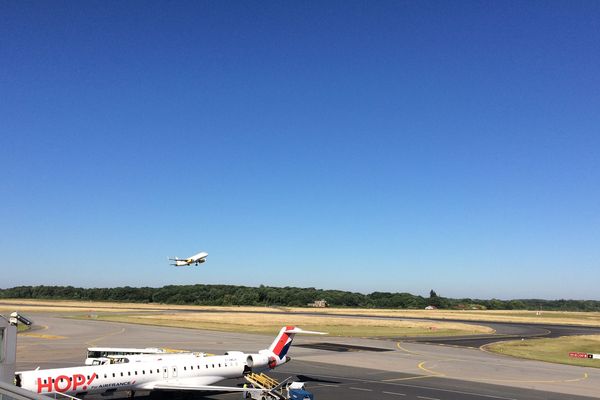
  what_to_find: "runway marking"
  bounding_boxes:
[86,327,126,346]
[566,372,589,383]
[382,375,437,382]
[284,369,518,400]
[435,343,477,349]
[315,384,340,388]
[405,346,583,376]
[414,355,591,385]
[382,391,406,396]
[19,333,66,339]
[418,361,445,377]
[18,324,53,343]
[463,372,589,384]
[396,342,422,355]
[417,396,440,400]
[349,387,372,391]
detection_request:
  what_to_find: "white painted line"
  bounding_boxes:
[418,396,440,400]
[316,383,339,388]
[283,369,518,400]
[349,387,372,391]
[383,391,407,396]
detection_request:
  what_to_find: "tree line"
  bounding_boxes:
[1,285,599,311]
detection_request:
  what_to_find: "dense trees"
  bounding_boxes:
[0,285,598,311]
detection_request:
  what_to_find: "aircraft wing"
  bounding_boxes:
[153,382,267,394]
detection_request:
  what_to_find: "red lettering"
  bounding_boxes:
[54,375,71,392]
[569,352,589,358]
[36,373,97,394]
[36,377,53,393]
[72,374,86,391]
[83,373,97,390]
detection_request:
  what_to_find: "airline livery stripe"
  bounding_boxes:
[272,333,290,357]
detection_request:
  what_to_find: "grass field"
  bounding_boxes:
[486,335,600,368]
[82,312,494,337]
[285,308,600,326]
[6,298,600,367]
[0,299,493,337]
[2,299,600,327]
[0,299,237,313]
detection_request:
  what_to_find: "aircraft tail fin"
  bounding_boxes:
[268,326,326,359]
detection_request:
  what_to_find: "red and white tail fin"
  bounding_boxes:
[267,326,326,360]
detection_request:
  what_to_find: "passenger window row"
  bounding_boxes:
[43,361,241,384]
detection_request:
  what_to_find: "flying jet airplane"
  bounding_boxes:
[16,326,325,397]
[169,251,208,267]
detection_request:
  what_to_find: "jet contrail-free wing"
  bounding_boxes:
[169,251,208,267]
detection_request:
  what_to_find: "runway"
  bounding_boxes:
[14,313,600,399]
[7,300,600,347]
[402,320,600,347]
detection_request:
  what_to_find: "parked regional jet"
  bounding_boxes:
[169,251,208,267]
[16,326,324,396]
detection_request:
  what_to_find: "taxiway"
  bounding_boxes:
[13,314,600,399]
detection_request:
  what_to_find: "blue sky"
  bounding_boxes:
[1,1,599,299]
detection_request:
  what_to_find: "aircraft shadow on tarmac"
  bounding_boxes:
[140,375,339,399]
[295,374,340,384]
[147,391,235,400]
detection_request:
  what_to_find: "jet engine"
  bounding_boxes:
[245,351,290,371]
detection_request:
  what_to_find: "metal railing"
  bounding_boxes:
[0,381,53,400]
[41,392,81,400]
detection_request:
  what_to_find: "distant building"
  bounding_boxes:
[308,299,328,308]
[425,305,437,310]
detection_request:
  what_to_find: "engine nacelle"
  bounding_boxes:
[245,353,269,369]
[246,353,284,371]
[250,351,291,370]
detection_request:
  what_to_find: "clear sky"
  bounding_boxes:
[1,1,599,299]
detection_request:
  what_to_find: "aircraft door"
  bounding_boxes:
[171,366,178,378]
[162,366,168,379]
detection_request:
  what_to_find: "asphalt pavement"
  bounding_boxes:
[12,314,600,400]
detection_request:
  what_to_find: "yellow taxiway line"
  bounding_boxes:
[86,327,126,346]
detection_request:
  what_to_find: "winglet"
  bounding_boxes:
[283,327,327,335]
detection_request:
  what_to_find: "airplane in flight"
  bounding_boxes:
[169,251,208,267]
[16,326,325,397]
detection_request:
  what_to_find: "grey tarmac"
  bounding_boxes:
[14,314,600,400]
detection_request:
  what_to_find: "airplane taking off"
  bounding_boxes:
[169,251,208,267]
[16,326,325,396]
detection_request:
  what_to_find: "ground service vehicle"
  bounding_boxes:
[243,373,314,400]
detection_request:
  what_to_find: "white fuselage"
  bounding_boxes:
[190,252,208,260]
[174,252,208,266]
[18,352,248,396]
[15,325,310,397]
